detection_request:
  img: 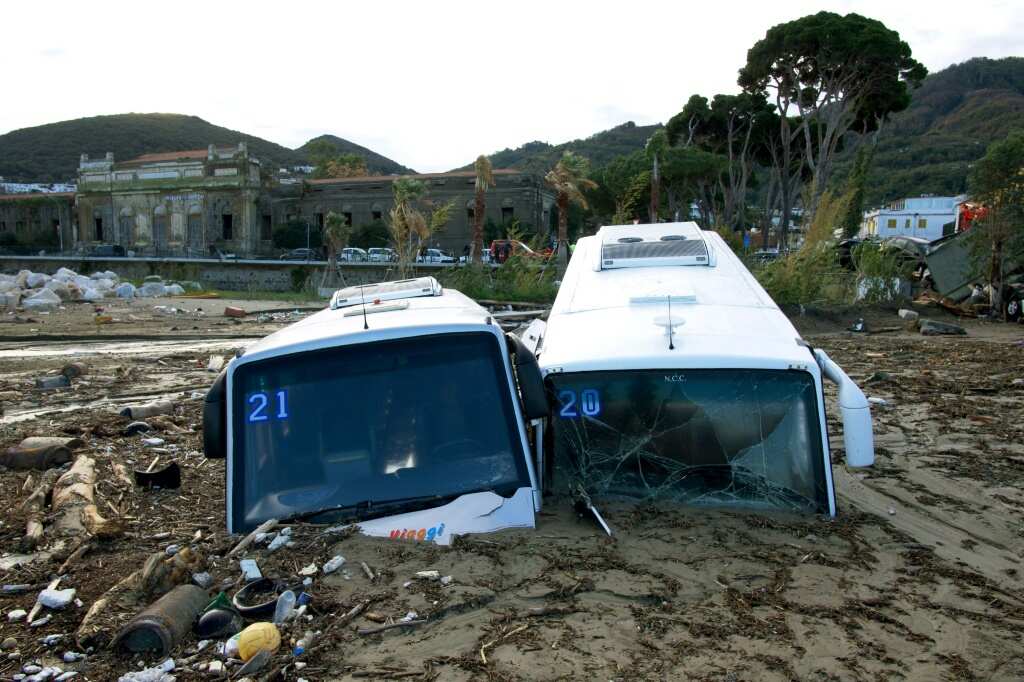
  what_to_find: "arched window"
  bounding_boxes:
[187,205,203,246]
[118,207,133,245]
[153,205,168,246]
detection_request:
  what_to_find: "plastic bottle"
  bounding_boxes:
[293,630,316,656]
[272,590,296,625]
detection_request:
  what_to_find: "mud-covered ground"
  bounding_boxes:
[0,297,1023,681]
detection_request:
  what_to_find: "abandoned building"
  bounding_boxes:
[0,192,75,251]
[75,144,268,257]
[17,145,556,258]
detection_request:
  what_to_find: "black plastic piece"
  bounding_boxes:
[134,462,182,489]
[202,370,227,459]
[505,334,548,421]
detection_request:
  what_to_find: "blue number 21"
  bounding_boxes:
[248,390,289,423]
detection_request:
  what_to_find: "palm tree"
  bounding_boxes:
[388,178,454,278]
[471,155,494,264]
[645,130,669,223]
[545,152,597,266]
[320,211,350,291]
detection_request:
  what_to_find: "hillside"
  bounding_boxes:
[456,121,662,174]
[837,57,1024,205]
[295,135,415,175]
[0,114,414,181]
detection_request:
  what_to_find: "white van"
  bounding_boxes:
[203,277,548,538]
[530,222,873,517]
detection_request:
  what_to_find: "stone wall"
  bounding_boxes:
[0,256,444,292]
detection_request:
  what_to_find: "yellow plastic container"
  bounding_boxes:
[237,621,281,661]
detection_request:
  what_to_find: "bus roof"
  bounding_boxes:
[538,223,813,374]
[238,279,497,365]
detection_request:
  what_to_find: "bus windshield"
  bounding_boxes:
[230,333,530,531]
[548,369,828,513]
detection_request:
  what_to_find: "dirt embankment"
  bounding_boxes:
[0,299,1022,681]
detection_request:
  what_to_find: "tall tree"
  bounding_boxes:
[645,130,669,223]
[738,11,926,228]
[668,93,775,229]
[320,211,351,290]
[388,178,454,278]
[968,130,1024,314]
[545,152,597,265]
[471,155,493,264]
[660,148,727,228]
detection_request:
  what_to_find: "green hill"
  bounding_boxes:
[456,121,662,174]
[0,113,414,182]
[295,134,415,175]
[838,57,1024,204]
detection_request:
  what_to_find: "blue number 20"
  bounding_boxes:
[558,389,601,418]
[248,390,288,423]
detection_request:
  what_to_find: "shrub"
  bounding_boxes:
[439,256,558,303]
[755,244,853,306]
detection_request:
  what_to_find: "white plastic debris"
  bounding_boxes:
[38,588,76,610]
[266,526,293,553]
[115,282,136,298]
[440,575,453,586]
[322,555,346,574]
[192,572,214,589]
[7,609,27,622]
[29,614,52,627]
[399,611,418,622]
[41,634,63,646]
[26,272,51,288]
[62,652,85,663]
[165,544,180,556]
[165,284,185,296]
[116,658,175,682]
[142,437,166,447]
[414,570,440,581]
[298,563,317,576]
[23,289,62,312]
[239,559,262,582]
[138,282,167,298]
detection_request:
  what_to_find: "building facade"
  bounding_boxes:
[288,170,555,255]
[0,193,75,251]
[69,145,556,258]
[75,144,268,257]
[860,195,965,243]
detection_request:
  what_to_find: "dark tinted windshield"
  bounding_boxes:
[549,369,827,513]
[231,332,529,531]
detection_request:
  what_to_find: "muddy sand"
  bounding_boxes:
[0,296,1023,681]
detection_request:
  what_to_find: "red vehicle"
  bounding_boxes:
[489,239,549,264]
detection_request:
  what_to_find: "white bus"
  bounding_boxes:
[531,222,873,518]
[203,277,547,538]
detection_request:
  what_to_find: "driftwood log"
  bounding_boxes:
[20,469,61,551]
[52,456,121,539]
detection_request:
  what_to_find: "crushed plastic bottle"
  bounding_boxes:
[293,630,316,656]
[272,590,296,625]
[116,658,175,682]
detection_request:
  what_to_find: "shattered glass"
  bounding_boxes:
[549,369,828,513]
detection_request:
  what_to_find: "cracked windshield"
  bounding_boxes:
[550,369,828,512]
[232,333,530,529]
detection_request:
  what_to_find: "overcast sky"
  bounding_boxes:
[2,0,1021,172]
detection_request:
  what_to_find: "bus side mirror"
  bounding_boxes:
[506,334,548,421]
[814,349,874,467]
[203,370,227,459]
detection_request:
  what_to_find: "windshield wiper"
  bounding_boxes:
[279,485,521,525]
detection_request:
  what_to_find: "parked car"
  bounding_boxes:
[367,247,397,263]
[280,248,319,261]
[459,248,493,265]
[417,248,456,264]
[338,247,368,263]
[91,244,127,257]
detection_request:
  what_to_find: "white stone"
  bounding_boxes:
[7,609,27,622]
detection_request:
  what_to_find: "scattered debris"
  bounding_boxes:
[237,622,281,661]
[120,400,174,420]
[115,585,208,656]
[919,318,967,336]
[133,462,181,489]
[224,306,248,318]
[322,555,346,574]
